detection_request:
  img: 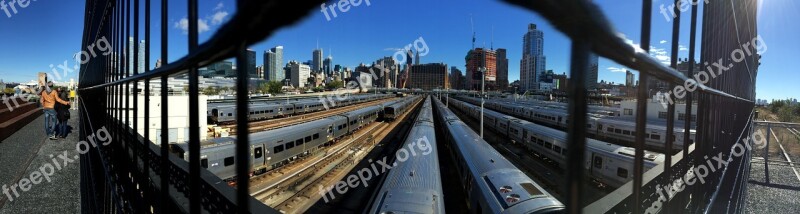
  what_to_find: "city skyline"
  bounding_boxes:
[0,0,796,101]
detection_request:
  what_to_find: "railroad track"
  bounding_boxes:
[251,98,422,213]
[221,98,396,135]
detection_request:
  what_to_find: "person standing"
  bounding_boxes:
[40,82,69,140]
[69,88,77,110]
[56,88,71,138]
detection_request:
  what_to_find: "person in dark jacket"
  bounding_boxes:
[55,87,71,139]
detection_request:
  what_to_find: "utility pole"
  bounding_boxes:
[480,67,485,139]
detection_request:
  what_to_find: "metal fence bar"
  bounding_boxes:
[679,1,699,209]
[632,0,653,212]
[664,0,682,212]
[235,44,251,214]
[187,0,201,213]
[159,0,170,212]
[143,0,152,210]
[565,40,590,213]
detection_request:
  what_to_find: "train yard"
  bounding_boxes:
[173,93,737,213]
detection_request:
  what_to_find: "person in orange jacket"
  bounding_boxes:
[40,81,70,140]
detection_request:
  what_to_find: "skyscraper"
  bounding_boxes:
[496,48,508,90]
[138,40,146,74]
[246,49,257,79]
[520,24,546,92]
[312,49,323,72]
[323,56,333,75]
[450,66,463,90]
[586,53,599,89]
[465,48,497,90]
[264,46,284,81]
[625,70,635,87]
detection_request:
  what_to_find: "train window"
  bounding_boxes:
[545,142,552,149]
[615,129,622,134]
[562,149,568,156]
[249,111,254,115]
[254,148,263,159]
[295,139,303,145]
[537,139,544,146]
[651,134,661,140]
[313,133,320,140]
[228,113,233,117]
[586,124,592,129]
[201,158,208,168]
[607,127,613,132]
[617,168,628,178]
[623,130,631,135]
[285,142,295,149]
[224,157,235,166]
[273,145,284,153]
[553,145,562,154]
[594,156,602,169]
[305,136,312,142]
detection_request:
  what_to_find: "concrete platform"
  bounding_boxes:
[0,110,80,213]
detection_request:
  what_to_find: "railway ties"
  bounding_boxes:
[249,97,424,213]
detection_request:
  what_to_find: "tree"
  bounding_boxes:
[326,80,344,90]
[313,86,324,92]
[202,87,220,95]
[3,88,14,94]
[260,81,283,94]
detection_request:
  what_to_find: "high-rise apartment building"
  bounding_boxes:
[264,46,284,82]
[496,48,509,90]
[520,24,546,92]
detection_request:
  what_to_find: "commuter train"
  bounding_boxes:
[457,96,695,151]
[381,96,416,121]
[433,98,565,213]
[174,96,420,181]
[369,97,444,214]
[448,97,666,188]
[208,93,393,124]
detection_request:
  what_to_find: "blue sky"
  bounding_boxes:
[0,0,796,101]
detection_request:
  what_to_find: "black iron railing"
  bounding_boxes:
[78,0,326,213]
[503,0,757,213]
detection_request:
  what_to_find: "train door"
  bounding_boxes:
[557,116,563,126]
[591,153,603,178]
[521,129,528,145]
[253,145,264,173]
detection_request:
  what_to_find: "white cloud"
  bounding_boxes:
[211,11,229,25]
[679,45,688,51]
[607,67,627,73]
[213,2,224,11]
[174,17,210,34]
[649,47,670,64]
[660,40,667,44]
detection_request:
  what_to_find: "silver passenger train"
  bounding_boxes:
[457,96,695,151]
[208,93,393,124]
[433,98,565,213]
[448,97,666,188]
[174,96,421,182]
[369,96,445,214]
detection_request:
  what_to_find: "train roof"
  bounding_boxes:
[454,97,666,163]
